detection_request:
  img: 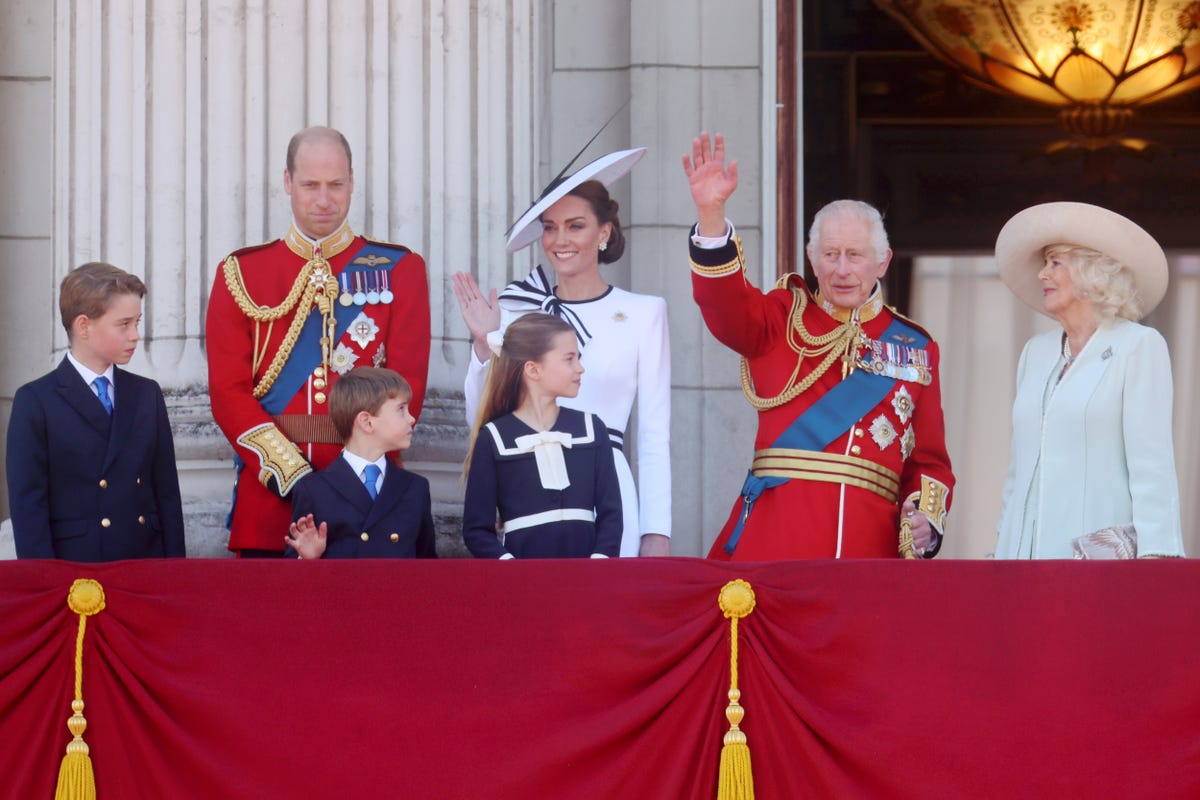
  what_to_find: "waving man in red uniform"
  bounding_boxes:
[206,127,431,556]
[682,132,953,560]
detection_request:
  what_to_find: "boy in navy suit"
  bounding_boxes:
[7,262,186,560]
[285,368,437,559]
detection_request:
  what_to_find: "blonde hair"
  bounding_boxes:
[462,313,575,478]
[1045,244,1141,322]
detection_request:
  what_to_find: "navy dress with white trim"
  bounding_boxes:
[463,408,623,559]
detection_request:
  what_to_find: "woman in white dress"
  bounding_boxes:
[453,149,671,557]
[993,202,1183,559]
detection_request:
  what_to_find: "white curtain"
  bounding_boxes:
[910,253,1198,558]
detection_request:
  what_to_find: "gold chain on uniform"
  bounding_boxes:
[222,254,340,399]
[740,286,864,410]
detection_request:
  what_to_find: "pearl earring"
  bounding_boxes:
[599,241,608,252]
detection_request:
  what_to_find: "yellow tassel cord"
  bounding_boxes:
[898,515,917,559]
[717,579,757,800]
[55,579,106,800]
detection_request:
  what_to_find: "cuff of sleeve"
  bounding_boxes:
[589,553,609,559]
[917,476,950,534]
[499,553,515,560]
[689,230,745,279]
[236,422,313,496]
[690,220,735,248]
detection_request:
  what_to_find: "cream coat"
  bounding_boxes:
[995,318,1184,558]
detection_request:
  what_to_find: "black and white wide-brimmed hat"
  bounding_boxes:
[995,201,1168,319]
[505,147,646,254]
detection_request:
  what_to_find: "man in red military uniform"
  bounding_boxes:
[681,132,953,560]
[206,126,431,556]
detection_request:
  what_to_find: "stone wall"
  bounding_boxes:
[0,0,770,559]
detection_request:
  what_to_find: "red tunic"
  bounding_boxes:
[691,238,953,560]
[206,223,431,552]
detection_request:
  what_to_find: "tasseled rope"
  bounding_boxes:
[898,514,917,559]
[717,579,756,800]
[55,579,106,800]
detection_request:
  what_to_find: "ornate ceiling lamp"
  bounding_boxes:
[874,1,1200,151]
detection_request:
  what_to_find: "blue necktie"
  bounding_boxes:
[361,464,381,501]
[92,376,113,415]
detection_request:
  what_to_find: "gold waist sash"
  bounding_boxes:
[751,448,900,503]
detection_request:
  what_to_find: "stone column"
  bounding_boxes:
[0,0,54,554]
[627,0,768,556]
[43,0,540,554]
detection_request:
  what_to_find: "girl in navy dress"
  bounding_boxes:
[462,313,622,559]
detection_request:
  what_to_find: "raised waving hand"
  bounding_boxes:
[681,131,738,236]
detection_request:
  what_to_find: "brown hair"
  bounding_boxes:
[328,367,412,442]
[286,126,353,175]
[462,313,576,477]
[59,262,147,339]
[565,180,625,263]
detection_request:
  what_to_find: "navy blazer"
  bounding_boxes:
[6,357,186,561]
[289,456,437,558]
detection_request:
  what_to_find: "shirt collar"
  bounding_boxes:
[341,449,387,480]
[66,350,115,387]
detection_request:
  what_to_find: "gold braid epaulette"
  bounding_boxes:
[739,285,862,410]
[222,255,339,399]
[222,254,311,322]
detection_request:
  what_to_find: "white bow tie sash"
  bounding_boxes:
[512,430,574,490]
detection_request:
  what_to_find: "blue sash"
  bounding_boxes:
[259,242,409,415]
[724,316,928,554]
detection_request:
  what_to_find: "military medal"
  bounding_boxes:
[857,337,932,385]
[349,312,380,348]
[339,272,354,306]
[379,270,394,304]
[330,342,359,375]
[353,272,367,306]
[366,270,381,304]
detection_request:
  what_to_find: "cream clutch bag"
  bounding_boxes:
[1071,524,1137,559]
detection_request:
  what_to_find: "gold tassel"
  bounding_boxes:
[898,514,917,559]
[55,579,106,800]
[717,579,756,800]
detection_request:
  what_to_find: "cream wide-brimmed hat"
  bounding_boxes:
[995,201,1168,319]
[505,147,646,254]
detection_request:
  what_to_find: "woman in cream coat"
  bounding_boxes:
[994,202,1184,559]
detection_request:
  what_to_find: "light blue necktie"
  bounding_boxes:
[361,464,381,501]
[92,376,113,415]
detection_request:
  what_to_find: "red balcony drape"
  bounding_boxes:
[2,558,1198,799]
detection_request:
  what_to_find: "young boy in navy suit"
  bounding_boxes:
[7,262,186,560]
[285,368,437,559]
